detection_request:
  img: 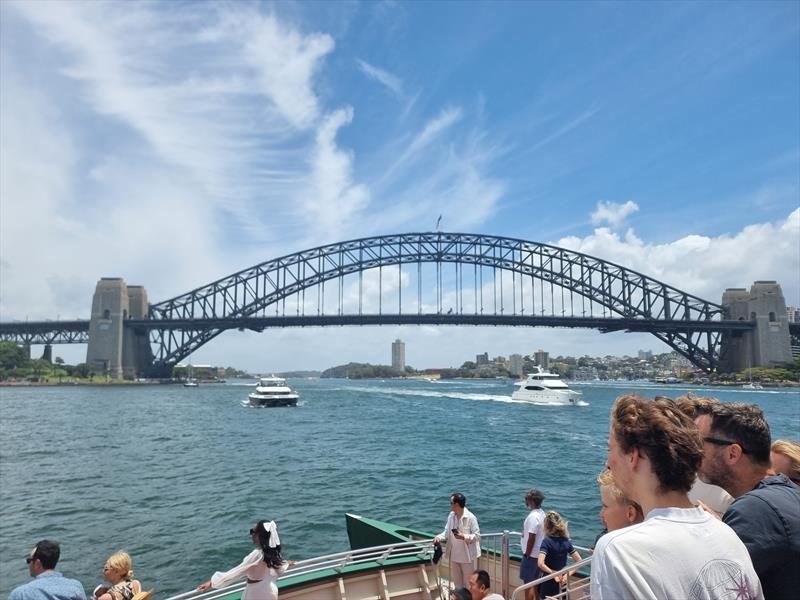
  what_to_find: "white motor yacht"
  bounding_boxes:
[247,376,299,407]
[511,367,582,405]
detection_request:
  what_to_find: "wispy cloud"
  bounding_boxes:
[355,58,403,96]
[591,200,640,228]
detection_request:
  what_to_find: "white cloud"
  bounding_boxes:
[557,208,800,304]
[303,108,370,240]
[591,200,640,228]
[355,58,403,96]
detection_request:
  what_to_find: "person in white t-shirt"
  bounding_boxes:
[433,493,481,589]
[519,488,545,600]
[591,395,762,600]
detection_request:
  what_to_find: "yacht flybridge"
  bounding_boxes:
[511,367,582,405]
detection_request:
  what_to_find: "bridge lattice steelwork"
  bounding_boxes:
[2,233,770,373]
[141,232,739,372]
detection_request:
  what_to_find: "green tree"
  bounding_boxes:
[0,341,29,372]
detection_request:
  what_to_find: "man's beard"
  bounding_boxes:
[698,453,735,494]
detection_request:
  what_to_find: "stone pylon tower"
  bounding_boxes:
[719,281,793,372]
[86,278,153,379]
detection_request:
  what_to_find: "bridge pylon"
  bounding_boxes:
[719,281,793,372]
[86,278,153,379]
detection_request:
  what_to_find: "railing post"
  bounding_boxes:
[502,530,510,600]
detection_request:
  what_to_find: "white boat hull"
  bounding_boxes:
[511,389,581,404]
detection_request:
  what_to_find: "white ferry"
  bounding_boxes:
[511,367,582,405]
[247,376,299,407]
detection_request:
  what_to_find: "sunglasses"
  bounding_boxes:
[249,528,257,535]
[26,556,37,564]
[703,437,750,454]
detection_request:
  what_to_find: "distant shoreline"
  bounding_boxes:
[2,379,797,389]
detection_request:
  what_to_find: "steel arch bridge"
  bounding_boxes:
[133,232,748,375]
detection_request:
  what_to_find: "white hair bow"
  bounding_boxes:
[262,521,280,547]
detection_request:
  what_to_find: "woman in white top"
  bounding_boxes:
[197,520,291,600]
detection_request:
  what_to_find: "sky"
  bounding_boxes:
[1,0,798,372]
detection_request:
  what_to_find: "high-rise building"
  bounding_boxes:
[637,349,653,360]
[476,352,489,365]
[391,339,405,371]
[534,349,549,369]
[508,354,524,377]
[787,306,799,323]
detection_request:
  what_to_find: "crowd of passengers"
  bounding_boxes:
[8,394,800,600]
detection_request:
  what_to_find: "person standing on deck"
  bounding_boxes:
[591,395,762,600]
[433,492,481,589]
[197,520,292,600]
[695,403,800,600]
[10,540,87,600]
[519,488,545,600]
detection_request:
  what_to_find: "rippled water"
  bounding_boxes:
[1,379,798,597]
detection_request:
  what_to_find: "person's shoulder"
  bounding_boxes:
[485,593,505,600]
[594,519,652,554]
[9,580,34,600]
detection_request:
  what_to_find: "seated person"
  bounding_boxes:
[468,570,504,600]
[451,588,473,600]
[94,551,140,600]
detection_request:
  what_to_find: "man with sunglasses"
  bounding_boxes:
[696,402,800,600]
[10,540,86,600]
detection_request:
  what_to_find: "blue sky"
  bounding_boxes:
[1,1,798,371]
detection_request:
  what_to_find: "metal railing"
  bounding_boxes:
[166,535,592,600]
[509,548,593,600]
[165,538,438,600]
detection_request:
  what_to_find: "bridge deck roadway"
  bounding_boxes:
[125,315,758,333]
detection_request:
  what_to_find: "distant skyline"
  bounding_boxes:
[1,1,798,372]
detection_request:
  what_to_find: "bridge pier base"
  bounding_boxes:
[719,281,793,372]
[86,279,153,379]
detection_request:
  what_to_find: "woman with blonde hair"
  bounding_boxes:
[536,512,581,600]
[94,551,141,600]
[771,439,800,485]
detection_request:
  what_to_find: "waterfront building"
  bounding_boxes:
[508,353,524,377]
[787,305,799,323]
[534,349,549,369]
[476,352,489,365]
[637,349,653,360]
[391,339,405,371]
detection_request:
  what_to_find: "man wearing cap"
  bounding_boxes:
[10,540,86,600]
[520,488,545,600]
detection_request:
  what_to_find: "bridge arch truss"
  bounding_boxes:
[148,233,728,372]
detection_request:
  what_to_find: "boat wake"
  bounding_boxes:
[339,385,587,406]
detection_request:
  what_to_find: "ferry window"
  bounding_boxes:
[526,386,545,391]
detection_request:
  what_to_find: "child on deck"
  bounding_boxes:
[536,512,581,600]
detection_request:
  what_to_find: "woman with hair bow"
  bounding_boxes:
[198,520,293,600]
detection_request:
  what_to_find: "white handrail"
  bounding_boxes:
[509,553,593,600]
[165,538,438,600]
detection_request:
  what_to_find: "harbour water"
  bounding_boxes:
[1,379,798,597]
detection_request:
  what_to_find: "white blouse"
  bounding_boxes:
[211,548,288,600]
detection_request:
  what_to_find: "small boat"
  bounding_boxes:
[511,367,582,405]
[742,382,764,390]
[247,376,299,407]
[183,364,198,387]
